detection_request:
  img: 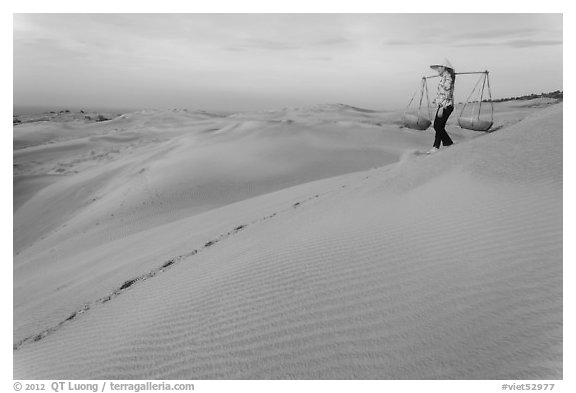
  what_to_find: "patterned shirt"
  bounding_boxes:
[434,70,455,108]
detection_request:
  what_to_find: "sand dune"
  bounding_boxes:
[14,104,429,258]
[13,101,562,379]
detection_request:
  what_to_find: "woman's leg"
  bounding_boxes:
[433,105,454,148]
[440,105,454,146]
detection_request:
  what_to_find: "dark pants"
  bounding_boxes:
[433,105,454,148]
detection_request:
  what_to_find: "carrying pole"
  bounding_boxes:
[455,71,489,76]
[424,70,489,79]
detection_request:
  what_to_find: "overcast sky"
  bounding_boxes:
[13,13,563,112]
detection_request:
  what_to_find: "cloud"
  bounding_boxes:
[313,37,349,46]
[223,47,249,52]
[507,39,563,48]
[383,29,562,49]
[383,38,445,46]
[452,39,563,48]
[226,36,349,52]
[311,56,333,61]
[383,36,444,46]
[384,39,414,46]
[453,28,541,40]
[14,36,93,63]
[231,38,300,51]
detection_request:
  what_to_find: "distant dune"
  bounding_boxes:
[13,105,423,257]
[13,100,562,379]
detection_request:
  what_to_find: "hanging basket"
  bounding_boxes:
[403,113,431,130]
[457,71,494,132]
[402,77,432,131]
[458,117,493,132]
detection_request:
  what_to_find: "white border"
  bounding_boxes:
[4,2,571,392]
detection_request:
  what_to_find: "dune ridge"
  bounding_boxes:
[14,103,562,379]
[14,107,422,256]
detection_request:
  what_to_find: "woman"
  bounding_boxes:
[428,59,455,154]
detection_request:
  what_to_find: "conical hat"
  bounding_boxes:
[430,58,454,71]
